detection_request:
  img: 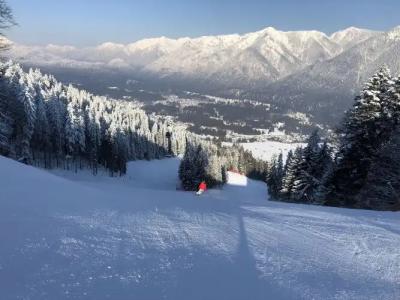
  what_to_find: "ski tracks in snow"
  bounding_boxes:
[1,157,399,299]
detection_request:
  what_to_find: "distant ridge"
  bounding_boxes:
[7,26,380,87]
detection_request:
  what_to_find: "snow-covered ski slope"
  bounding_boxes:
[0,155,399,300]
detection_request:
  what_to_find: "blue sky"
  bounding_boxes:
[7,0,400,46]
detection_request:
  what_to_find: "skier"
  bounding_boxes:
[196,181,207,195]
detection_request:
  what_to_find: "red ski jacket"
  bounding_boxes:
[199,182,207,191]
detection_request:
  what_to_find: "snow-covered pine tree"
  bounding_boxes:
[354,126,400,210]
[31,90,51,167]
[291,130,325,203]
[0,106,12,155]
[279,150,293,199]
[64,100,86,172]
[16,75,36,163]
[315,142,332,177]
[221,165,227,184]
[193,144,208,184]
[267,153,284,199]
[322,67,395,207]
[205,153,224,187]
[45,93,65,168]
[0,69,13,155]
[310,141,333,202]
[110,128,128,176]
[280,147,303,200]
[85,112,99,175]
[283,150,293,175]
[385,75,400,129]
[314,159,335,205]
[179,142,197,190]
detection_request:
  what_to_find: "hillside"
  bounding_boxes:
[9,26,399,137]
[1,155,399,299]
[257,26,400,125]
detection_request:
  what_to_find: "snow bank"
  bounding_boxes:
[227,171,248,186]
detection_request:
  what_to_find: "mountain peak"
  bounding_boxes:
[330,26,372,38]
[330,26,380,49]
[387,25,400,40]
[250,26,281,38]
[260,26,278,33]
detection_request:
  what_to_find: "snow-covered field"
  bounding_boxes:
[241,141,305,162]
[1,155,399,300]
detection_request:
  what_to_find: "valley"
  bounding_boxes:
[10,25,400,143]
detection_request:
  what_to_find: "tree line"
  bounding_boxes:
[0,61,268,183]
[268,67,400,211]
[179,140,268,191]
[2,63,398,211]
[0,61,191,175]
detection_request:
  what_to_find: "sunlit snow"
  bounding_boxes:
[0,156,399,299]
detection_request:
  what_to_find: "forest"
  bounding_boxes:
[0,61,267,182]
[267,67,400,211]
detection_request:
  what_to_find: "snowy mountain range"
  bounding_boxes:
[270,25,400,91]
[253,26,400,125]
[7,25,400,133]
[7,26,381,87]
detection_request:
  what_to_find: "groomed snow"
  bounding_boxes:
[0,155,399,300]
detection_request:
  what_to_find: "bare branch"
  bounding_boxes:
[0,1,16,52]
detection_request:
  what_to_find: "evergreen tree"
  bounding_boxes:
[354,126,400,210]
[179,143,206,191]
[323,67,395,207]
[0,71,13,155]
[193,145,208,185]
[314,159,335,205]
[315,142,332,178]
[205,153,224,187]
[0,108,12,155]
[267,153,284,198]
[17,77,36,163]
[291,130,330,203]
[280,147,303,200]
[221,165,227,184]
[353,74,400,210]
